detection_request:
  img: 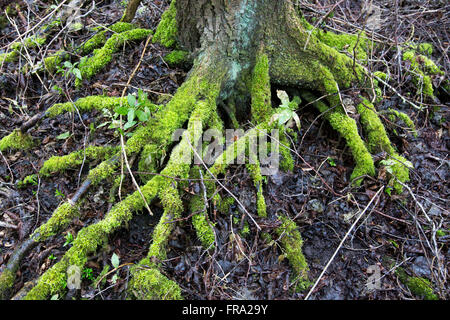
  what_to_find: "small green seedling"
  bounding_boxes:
[385,186,393,196]
[63,232,74,247]
[55,188,65,198]
[62,61,82,80]
[82,268,94,281]
[114,90,153,131]
[270,90,301,131]
[17,174,38,188]
[110,253,120,284]
[48,254,57,260]
[327,157,337,167]
[51,85,63,94]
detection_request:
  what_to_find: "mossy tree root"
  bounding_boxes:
[76,28,152,87]
[17,58,225,300]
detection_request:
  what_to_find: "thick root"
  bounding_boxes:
[24,177,160,299]
[356,98,411,193]
[76,28,152,86]
[128,90,220,299]
[39,146,118,177]
[275,215,310,291]
[152,0,177,48]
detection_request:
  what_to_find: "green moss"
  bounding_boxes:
[25,174,160,299]
[381,155,411,194]
[77,28,152,86]
[43,50,69,73]
[217,196,235,214]
[45,96,127,118]
[81,22,136,55]
[153,0,177,48]
[396,268,438,300]
[87,156,119,185]
[0,35,46,65]
[406,277,438,300]
[250,53,272,124]
[191,195,215,248]
[314,28,369,62]
[138,143,159,183]
[128,84,221,299]
[301,92,375,184]
[164,50,189,65]
[32,202,80,241]
[403,48,444,98]
[0,269,16,300]
[148,99,217,259]
[357,99,394,154]
[247,158,267,217]
[275,215,310,291]
[26,57,224,300]
[128,267,182,300]
[39,146,117,177]
[357,98,410,192]
[278,128,295,172]
[386,109,417,137]
[268,14,368,100]
[0,51,18,64]
[0,130,36,152]
[406,42,433,57]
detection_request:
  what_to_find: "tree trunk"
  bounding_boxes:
[175,0,364,114]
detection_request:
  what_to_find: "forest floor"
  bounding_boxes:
[0,0,448,300]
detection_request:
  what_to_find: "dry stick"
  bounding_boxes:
[118,34,154,215]
[304,186,384,300]
[395,179,446,286]
[0,150,14,183]
[1,178,92,286]
[303,0,344,50]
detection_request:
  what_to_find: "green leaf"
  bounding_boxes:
[292,112,301,131]
[111,253,120,269]
[72,68,82,80]
[114,105,129,116]
[64,61,72,68]
[138,88,148,104]
[56,131,71,140]
[277,109,293,125]
[127,94,137,107]
[127,108,135,123]
[277,90,290,107]
[123,120,136,131]
[97,121,110,129]
[136,109,149,122]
